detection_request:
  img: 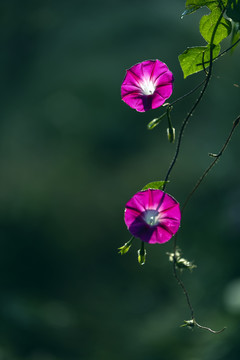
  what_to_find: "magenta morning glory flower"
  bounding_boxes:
[121,59,174,112]
[124,189,181,244]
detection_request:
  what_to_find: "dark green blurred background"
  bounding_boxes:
[0,1,240,359]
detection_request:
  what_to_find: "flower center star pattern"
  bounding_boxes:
[121,59,174,112]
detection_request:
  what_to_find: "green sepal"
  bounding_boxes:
[199,7,232,45]
[142,181,168,191]
[178,44,220,78]
[181,319,195,328]
[118,237,134,255]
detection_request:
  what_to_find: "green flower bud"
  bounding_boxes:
[147,111,167,130]
[167,127,175,143]
[138,242,146,265]
[138,248,147,265]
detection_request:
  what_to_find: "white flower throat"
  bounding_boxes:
[143,209,160,226]
[140,78,156,96]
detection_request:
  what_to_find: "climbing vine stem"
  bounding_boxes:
[163,7,232,333]
[163,6,225,192]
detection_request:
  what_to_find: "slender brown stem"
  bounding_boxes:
[172,254,194,319]
[169,78,207,107]
[177,115,239,334]
[163,73,211,191]
[194,320,226,334]
[172,237,225,333]
[182,116,240,213]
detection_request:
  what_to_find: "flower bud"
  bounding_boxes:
[167,127,175,143]
[138,242,146,265]
[138,248,147,265]
[147,112,167,130]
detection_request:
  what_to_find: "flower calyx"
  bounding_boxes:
[181,319,195,329]
[118,237,134,255]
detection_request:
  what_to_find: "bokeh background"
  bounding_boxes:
[0,0,240,359]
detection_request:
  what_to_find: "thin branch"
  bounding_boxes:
[194,320,226,334]
[172,251,194,319]
[196,38,240,67]
[172,238,225,334]
[177,115,239,334]
[169,78,207,107]
[163,74,211,191]
[216,38,240,59]
[182,115,240,213]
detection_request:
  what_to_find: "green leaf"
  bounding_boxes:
[207,0,228,10]
[184,0,227,14]
[181,5,202,18]
[200,8,232,44]
[185,0,213,9]
[178,44,220,78]
[227,0,240,22]
[185,0,207,7]
[142,181,168,191]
